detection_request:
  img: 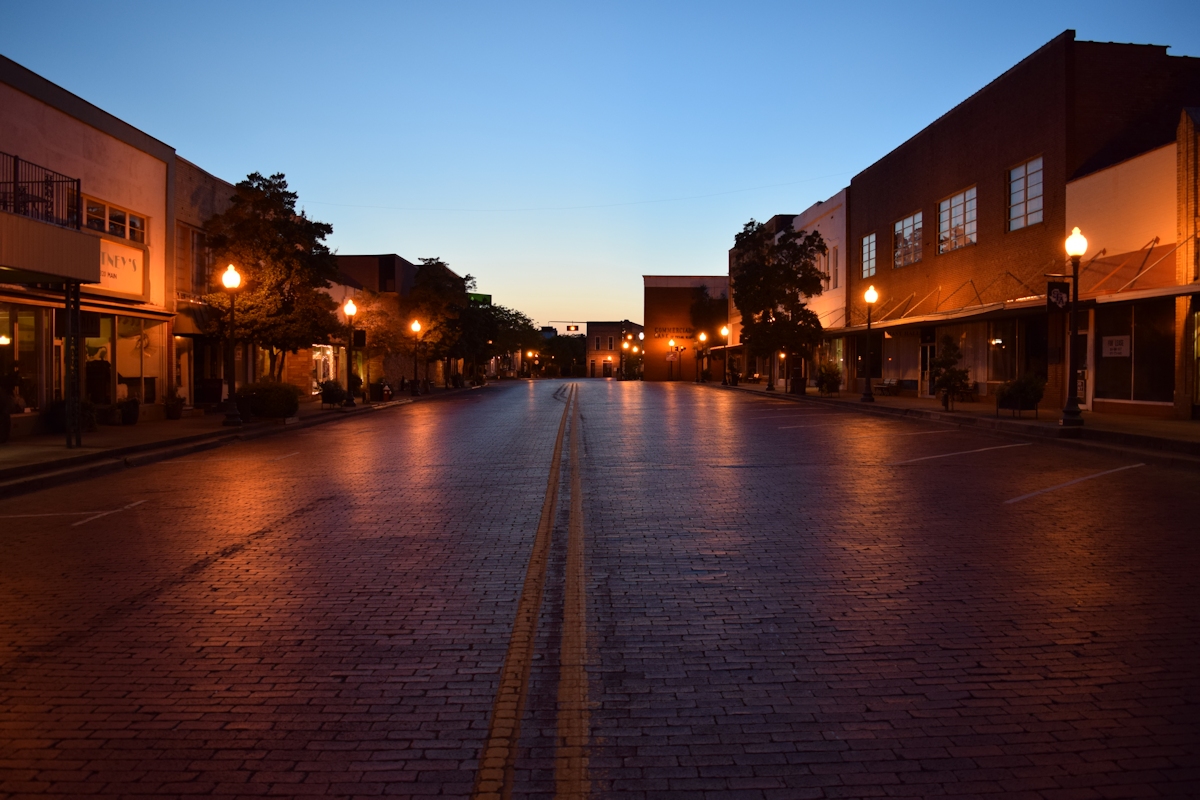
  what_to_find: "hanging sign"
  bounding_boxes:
[98,239,144,296]
[1046,281,1070,312]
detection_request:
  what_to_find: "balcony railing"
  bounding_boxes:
[0,151,81,229]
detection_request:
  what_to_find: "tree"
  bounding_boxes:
[689,284,728,339]
[203,172,341,381]
[730,219,827,375]
[399,258,469,378]
[930,335,973,411]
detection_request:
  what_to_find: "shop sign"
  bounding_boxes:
[1046,281,1070,312]
[99,239,144,296]
[1102,336,1130,358]
[665,352,677,361]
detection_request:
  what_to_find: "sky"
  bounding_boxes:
[3,1,1198,330]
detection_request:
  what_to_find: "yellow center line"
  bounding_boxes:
[472,385,574,800]
[556,387,590,798]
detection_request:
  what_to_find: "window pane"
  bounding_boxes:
[108,208,126,238]
[86,200,106,232]
[1132,299,1175,402]
[128,214,146,243]
[1094,304,1133,400]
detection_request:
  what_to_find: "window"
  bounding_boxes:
[893,212,922,267]
[595,337,601,351]
[190,229,209,291]
[861,234,876,278]
[1009,156,1043,230]
[938,187,977,252]
[84,196,147,244]
[607,336,614,350]
[831,247,838,289]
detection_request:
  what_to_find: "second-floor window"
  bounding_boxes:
[862,234,876,278]
[608,336,614,350]
[1009,156,1043,230]
[831,246,839,289]
[595,337,601,351]
[85,197,147,244]
[894,212,922,267]
[938,187,977,253]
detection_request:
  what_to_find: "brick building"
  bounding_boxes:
[643,276,729,382]
[584,320,643,378]
[842,30,1200,418]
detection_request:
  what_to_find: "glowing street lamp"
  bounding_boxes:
[1062,227,1088,427]
[410,320,422,396]
[221,264,243,426]
[720,325,730,385]
[696,332,708,383]
[860,285,878,403]
[342,298,358,407]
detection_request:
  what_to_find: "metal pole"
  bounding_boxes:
[860,305,875,402]
[1061,255,1084,426]
[343,319,356,407]
[411,334,420,396]
[223,292,242,425]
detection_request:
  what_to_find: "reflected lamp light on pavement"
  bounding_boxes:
[221,264,241,290]
[1065,227,1088,258]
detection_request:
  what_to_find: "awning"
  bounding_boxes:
[0,211,100,284]
[1093,282,1200,304]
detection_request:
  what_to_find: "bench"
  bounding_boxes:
[873,378,898,396]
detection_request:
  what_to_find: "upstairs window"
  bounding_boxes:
[893,211,922,267]
[861,234,876,278]
[84,197,147,244]
[831,247,839,289]
[938,187,977,253]
[607,336,614,350]
[1009,156,1043,230]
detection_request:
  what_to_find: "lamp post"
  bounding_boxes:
[668,338,677,381]
[410,320,422,396]
[720,325,730,385]
[622,339,630,379]
[860,284,878,402]
[779,350,788,394]
[1062,227,1088,427]
[220,264,243,426]
[696,332,708,383]
[343,298,358,407]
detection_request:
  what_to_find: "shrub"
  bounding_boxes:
[930,335,973,411]
[319,379,347,406]
[815,361,842,396]
[997,373,1046,410]
[236,381,302,418]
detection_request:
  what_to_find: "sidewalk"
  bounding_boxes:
[714,380,1200,467]
[0,385,477,498]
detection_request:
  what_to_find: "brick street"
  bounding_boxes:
[1,381,1197,798]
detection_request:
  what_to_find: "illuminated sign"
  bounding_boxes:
[99,239,144,296]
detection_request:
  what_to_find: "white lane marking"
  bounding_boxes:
[1004,463,1146,504]
[842,430,956,440]
[890,442,1031,465]
[71,499,147,527]
[272,452,300,461]
[777,422,844,430]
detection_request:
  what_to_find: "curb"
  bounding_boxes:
[710,384,1200,471]
[0,388,483,500]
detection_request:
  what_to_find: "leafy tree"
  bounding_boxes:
[540,334,587,376]
[203,172,341,381]
[689,285,728,339]
[399,258,469,369]
[930,335,973,411]
[730,219,827,375]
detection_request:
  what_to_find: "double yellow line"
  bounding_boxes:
[473,385,590,800]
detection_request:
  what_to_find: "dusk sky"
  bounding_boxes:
[3,1,1197,331]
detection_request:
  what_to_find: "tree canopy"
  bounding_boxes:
[689,284,728,340]
[730,218,827,358]
[203,172,341,380]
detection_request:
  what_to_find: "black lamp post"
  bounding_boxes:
[1061,227,1088,427]
[720,326,730,385]
[696,332,708,382]
[220,264,243,426]
[343,297,357,407]
[410,320,422,396]
[860,284,878,403]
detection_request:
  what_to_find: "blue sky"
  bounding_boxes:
[3,1,1198,329]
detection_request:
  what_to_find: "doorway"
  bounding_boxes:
[920,343,936,397]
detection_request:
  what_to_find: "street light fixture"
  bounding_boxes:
[720,325,730,385]
[861,284,878,403]
[668,338,677,381]
[696,332,708,383]
[1062,227,1088,427]
[343,298,358,407]
[221,264,243,426]
[410,320,422,396]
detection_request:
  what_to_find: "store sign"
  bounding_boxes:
[1102,336,1130,358]
[1046,281,1070,311]
[99,239,144,296]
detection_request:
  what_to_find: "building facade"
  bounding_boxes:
[841,31,1200,417]
[643,276,729,382]
[584,320,643,378]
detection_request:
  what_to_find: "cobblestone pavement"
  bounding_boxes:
[1,380,1197,798]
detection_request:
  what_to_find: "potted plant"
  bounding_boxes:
[319,379,347,407]
[118,396,140,425]
[815,361,842,396]
[930,336,973,411]
[996,373,1046,418]
[163,391,185,420]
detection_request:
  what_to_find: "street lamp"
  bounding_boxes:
[343,297,358,407]
[1062,227,1088,427]
[410,320,422,396]
[861,284,878,403]
[622,339,630,380]
[221,264,243,426]
[779,350,787,394]
[668,338,677,381]
[696,332,708,383]
[720,325,730,385]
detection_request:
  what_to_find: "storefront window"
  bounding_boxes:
[1094,299,1175,403]
[0,306,46,412]
[116,316,166,403]
[311,345,334,394]
[174,336,194,404]
[988,319,1017,382]
[85,315,115,405]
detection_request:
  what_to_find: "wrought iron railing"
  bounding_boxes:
[0,151,81,229]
